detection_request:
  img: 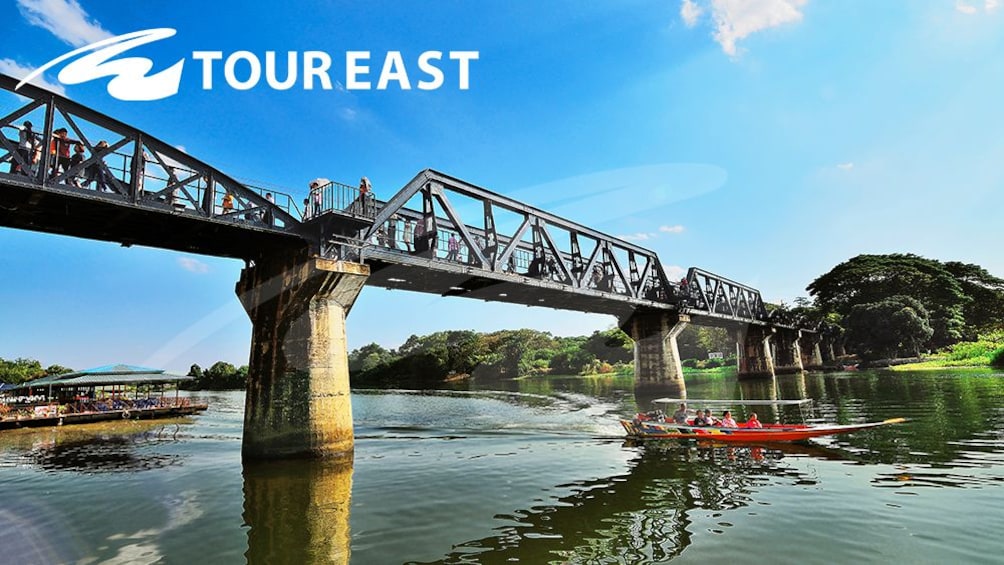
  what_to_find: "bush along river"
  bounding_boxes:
[1,368,1003,564]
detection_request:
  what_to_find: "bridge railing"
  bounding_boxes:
[0,73,299,232]
[348,169,678,303]
[305,179,371,221]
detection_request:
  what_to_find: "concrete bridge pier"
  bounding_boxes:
[773,328,804,374]
[237,252,369,460]
[798,330,824,370]
[622,311,690,395]
[732,326,775,380]
[820,337,837,365]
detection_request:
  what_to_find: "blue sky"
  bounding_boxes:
[1,0,1002,373]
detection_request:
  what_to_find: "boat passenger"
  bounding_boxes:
[672,403,689,424]
[745,412,763,428]
[703,408,719,426]
[721,410,738,428]
[692,410,709,426]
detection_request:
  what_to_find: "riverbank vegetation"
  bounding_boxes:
[0,358,73,385]
[183,362,249,390]
[349,325,737,386]
[787,254,1004,366]
[890,332,1004,370]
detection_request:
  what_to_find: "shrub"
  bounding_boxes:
[704,358,723,369]
[991,346,1004,369]
[682,358,698,368]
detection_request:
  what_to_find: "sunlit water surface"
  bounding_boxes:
[1,369,1003,564]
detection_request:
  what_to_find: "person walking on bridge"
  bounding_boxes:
[446,233,460,261]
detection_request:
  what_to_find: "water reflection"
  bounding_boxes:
[426,442,827,564]
[0,421,186,473]
[243,458,354,564]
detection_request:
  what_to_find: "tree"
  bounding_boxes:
[808,254,967,348]
[0,357,45,384]
[188,364,204,378]
[844,296,934,359]
[943,261,1004,338]
[583,328,633,364]
[44,364,73,376]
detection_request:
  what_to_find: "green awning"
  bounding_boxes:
[10,363,192,391]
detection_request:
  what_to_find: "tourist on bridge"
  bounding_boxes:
[69,143,86,188]
[308,178,327,215]
[446,233,460,261]
[302,197,311,220]
[263,193,275,226]
[84,141,111,192]
[11,120,38,176]
[403,218,415,252]
[49,128,72,179]
[387,214,399,249]
[359,176,375,216]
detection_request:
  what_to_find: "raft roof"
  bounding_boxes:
[10,364,192,390]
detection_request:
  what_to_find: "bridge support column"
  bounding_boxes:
[774,328,804,374]
[622,311,689,393]
[237,253,369,460]
[732,326,775,380]
[798,330,824,370]
[819,336,837,365]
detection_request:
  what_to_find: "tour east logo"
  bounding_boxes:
[17,28,479,102]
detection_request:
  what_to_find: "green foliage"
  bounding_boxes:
[184,361,248,390]
[943,262,1004,338]
[891,331,1004,370]
[845,296,934,359]
[681,358,698,368]
[807,253,1003,355]
[44,365,73,376]
[808,254,968,348]
[991,347,1004,369]
[0,357,46,384]
[582,328,633,364]
[348,326,642,384]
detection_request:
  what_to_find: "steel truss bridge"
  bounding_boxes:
[0,73,778,327]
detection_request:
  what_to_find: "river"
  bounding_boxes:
[1,369,1002,564]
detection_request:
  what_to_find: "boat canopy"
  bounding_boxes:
[7,364,192,391]
[652,397,813,407]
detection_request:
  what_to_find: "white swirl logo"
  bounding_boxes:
[16,28,185,102]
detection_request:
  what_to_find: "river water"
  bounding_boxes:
[1,369,1003,564]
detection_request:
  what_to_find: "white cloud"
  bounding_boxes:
[681,0,703,27]
[659,224,686,234]
[836,162,854,170]
[956,0,1000,14]
[177,257,209,274]
[711,0,807,56]
[16,0,112,47]
[340,107,358,121]
[0,58,66,95]
[618,232,657,241]
[664,265,687,281]
[956,1,978,14]
[682,0,809,56]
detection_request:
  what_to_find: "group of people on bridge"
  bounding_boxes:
[5,120,113,191]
